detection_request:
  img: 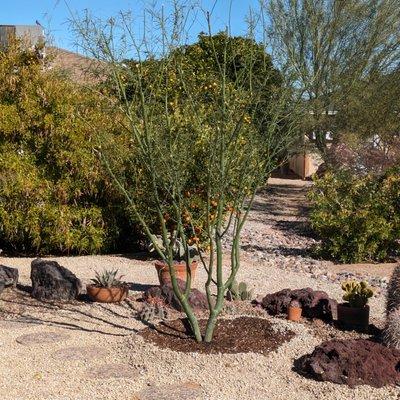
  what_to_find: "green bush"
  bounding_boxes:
[309,167,400,263]
[0,41,130,255]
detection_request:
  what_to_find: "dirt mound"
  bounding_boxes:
[140,316,294,354]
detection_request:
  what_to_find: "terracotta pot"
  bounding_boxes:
[287,306,302,322]
[337,303,370,329]
[86,284,128,303]
[154,260,197,286]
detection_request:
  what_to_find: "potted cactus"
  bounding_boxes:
[287,299,302,322]
[226,280,253,301]
[86,269,128,303]
[337,280,374,329]
[149,235,198,286]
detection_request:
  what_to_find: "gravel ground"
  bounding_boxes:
[0,178,398,400]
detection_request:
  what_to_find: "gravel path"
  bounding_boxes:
[0,178,398,400]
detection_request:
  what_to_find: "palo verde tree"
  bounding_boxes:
[72,3,299,342]
[265,0,400,155]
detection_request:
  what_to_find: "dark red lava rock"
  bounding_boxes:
[261,287,336,321]
[299,339,400,388]
[144,279,208,312]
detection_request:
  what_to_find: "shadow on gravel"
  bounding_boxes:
[1,289,138,336]
[292,354,312,379]
[241,244,310,258]
[274,220,317,240]
[128,282,154,292]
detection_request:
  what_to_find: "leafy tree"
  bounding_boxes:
[336,68,400,144]
[266,0,400,155]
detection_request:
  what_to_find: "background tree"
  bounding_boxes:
[266,0,400,156]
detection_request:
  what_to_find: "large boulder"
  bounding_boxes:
[144,279,208,312]
[261,287,336,321]
[0,265,19,287]
[299,339,400,388]
[30,258,82,301]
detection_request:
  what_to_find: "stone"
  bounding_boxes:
[0,319,41,330]
[16,331,69,345]
[30,258,82,301]
[299,339,400,388]
[143,279,208,312]
[133,382,203,400]
[52,346,107,361]
[0,265,19,287]
[86,364,138,379]
[261,287,336,321]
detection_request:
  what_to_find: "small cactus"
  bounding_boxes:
[226,280,254,301]
[341,280,373,308]
[386,264,400,316]
[90,269,125,288]
[289,299,301,308]
[138,302,168,323]
[383,307,400,350]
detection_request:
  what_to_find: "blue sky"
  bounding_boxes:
[2,1,258,52]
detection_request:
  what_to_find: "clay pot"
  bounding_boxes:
[155,260,197,286]
[287,306,302,322]
[86,284,128,303]
[337,303,370,329]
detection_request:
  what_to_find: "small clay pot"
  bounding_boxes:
[337,303,370,330]
[86,284,128,303]
[287,306,302,322]
[154,260,197,286]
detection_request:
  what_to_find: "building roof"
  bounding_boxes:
[46,47,103,84]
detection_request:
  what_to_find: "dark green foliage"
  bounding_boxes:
[309,167,400,263]
[0,42,129,255]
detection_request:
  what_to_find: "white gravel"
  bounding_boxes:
[0,178,398,399]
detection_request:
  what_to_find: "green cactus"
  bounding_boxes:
[90,269,125,288]
[139,303,168,323]
[383,307,400,349]
[227,280,254,301]
[386,264,400,316]
[341,280,374,308]
[148,233,198,262]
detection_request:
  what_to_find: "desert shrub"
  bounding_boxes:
[0,41,132,255]
[309,167,400,263]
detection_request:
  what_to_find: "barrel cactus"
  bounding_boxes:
[386,264,400,316]
[383,307,400,349]
[341,280,373,308]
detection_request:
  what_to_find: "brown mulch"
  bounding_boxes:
[139,316,294,354]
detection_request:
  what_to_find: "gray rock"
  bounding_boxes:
[86,364,138,379]
[0,265,19,287]
[53,346,107,361]
[133,382,203,400]
[16,331,69,345]
[30,258,82,301]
